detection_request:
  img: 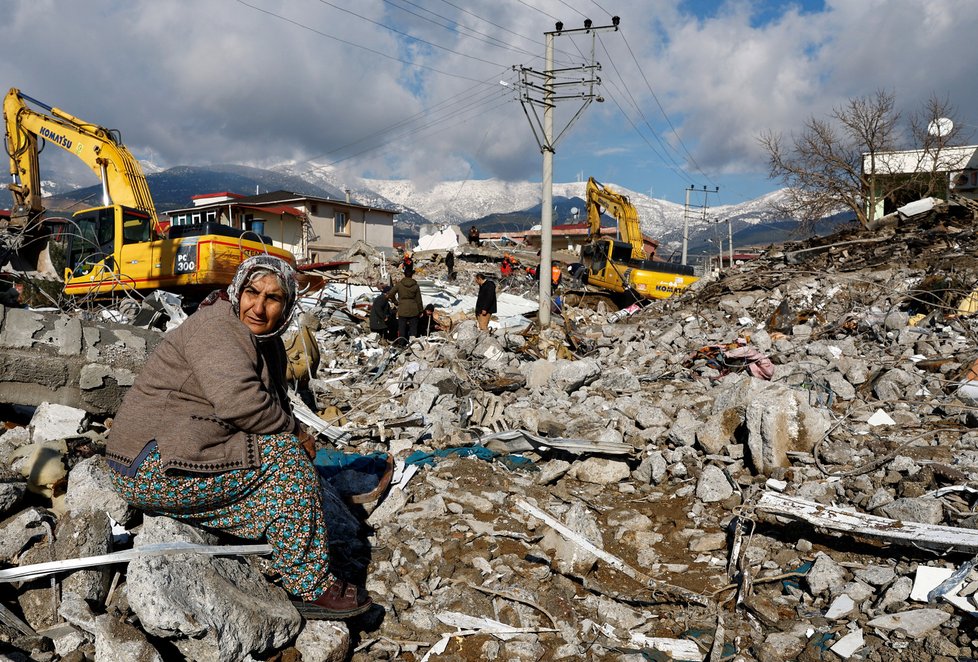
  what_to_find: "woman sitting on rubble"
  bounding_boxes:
[105,255,373,620]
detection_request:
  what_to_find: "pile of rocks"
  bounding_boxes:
[4,197,978,660]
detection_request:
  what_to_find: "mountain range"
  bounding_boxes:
[39,162,855,255]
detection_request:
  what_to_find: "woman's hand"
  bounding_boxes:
[297,429,317,461]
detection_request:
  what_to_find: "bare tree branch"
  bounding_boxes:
[758,90,964,230]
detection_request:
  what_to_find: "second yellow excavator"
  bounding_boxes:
[2,88,294,303]
[576,176,698,304]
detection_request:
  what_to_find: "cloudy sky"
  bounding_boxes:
[3,0,977,205]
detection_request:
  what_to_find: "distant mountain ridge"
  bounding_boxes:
[40,161,852,253]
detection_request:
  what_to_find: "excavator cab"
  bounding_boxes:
[63,204,156,291]
[66,208,114,277]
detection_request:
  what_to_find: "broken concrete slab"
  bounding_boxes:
[696,464,733,503]
[28,402,86,444]
[745,382,830,475]
[866,608,951,638]
[94,610,164,662]
[293,620,350,662]
[125,516,301,662]
[63,456,136,524]
[567,457,630,485]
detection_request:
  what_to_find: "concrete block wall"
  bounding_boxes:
[0,306,162,415]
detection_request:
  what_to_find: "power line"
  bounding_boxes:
[432,0,550,51]
[554,0,588,19]
[514,0,559,21]
[598,77,696,185]
[235,0,494,84]
[289,76,515,173]
[617,27,717,187]
[382,0,540,61]
[314,0,508,68]
[319,92,515,169]
[596,34,691,177]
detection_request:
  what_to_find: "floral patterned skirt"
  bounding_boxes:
[109,433,334,600]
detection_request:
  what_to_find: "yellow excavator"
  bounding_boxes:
[2,87,294,302]
[573,176,698,306]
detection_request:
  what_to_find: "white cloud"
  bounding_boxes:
[2,0,976,203]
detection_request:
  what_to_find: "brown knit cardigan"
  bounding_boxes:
[106,298,295,474]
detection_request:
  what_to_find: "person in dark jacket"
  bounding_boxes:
[467,225,480,246]
[369,286,395,340]
[389,265,424,341]
[474,272,496,331]
[445,250,456,281]
[418,303,446,336]
[105,255,372,620]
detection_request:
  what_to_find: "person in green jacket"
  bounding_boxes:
[389,265,424,341]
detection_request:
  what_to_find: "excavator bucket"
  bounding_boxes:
[0,220,60,280]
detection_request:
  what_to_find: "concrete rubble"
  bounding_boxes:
[4,197,978,659]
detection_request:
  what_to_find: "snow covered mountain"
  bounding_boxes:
[360,177,795,244]
[42,154,828,251]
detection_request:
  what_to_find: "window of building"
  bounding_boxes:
[192,212,201,224]
[334,211,349,236]
[205,211,217,222]
[309,203,318,215]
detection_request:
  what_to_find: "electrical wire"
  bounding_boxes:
[314,0,509,68]
[430,0,582,63]
[235,0,495,84]
[596,35,692,178]
[382,0,544,62]
[616,27,717,188]
[294,80,514,173]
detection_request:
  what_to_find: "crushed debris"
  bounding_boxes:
[4,196,978,659]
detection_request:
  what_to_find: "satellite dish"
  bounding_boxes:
[928,117,954,137]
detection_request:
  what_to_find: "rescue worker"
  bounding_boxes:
[369,286,395,341]
[467,225,481,246]
[389,265,424,342]
[474,272,496,332]
[445,250,456,281]
[500,255,513,278]
[551,262,563,288]
[418,303,445,336]
[400,251,414,274]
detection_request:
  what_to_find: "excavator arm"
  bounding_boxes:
[4,88,159,228]
[585,176,647,260]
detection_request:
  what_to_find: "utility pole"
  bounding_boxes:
[727,218,734,268]
[681,185,719,266]
[516,17,620,328]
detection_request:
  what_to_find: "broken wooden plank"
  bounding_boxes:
[515,499,713,607]
[482,429,634,456]
[0,542,272,583]
[0,601,35,637]
[755,491,978,553]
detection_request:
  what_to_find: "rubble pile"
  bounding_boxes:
[4,198,978,660]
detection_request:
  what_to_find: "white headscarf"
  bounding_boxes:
[226,255,298,341]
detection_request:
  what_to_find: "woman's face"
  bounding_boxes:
[239,273,286,335]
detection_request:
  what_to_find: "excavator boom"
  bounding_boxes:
[586,177,647,260]
[4,88,159,228]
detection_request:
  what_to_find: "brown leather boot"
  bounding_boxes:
[292,581,373,620]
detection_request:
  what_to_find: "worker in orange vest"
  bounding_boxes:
[551,262,562,288]
[500,255,513,277]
